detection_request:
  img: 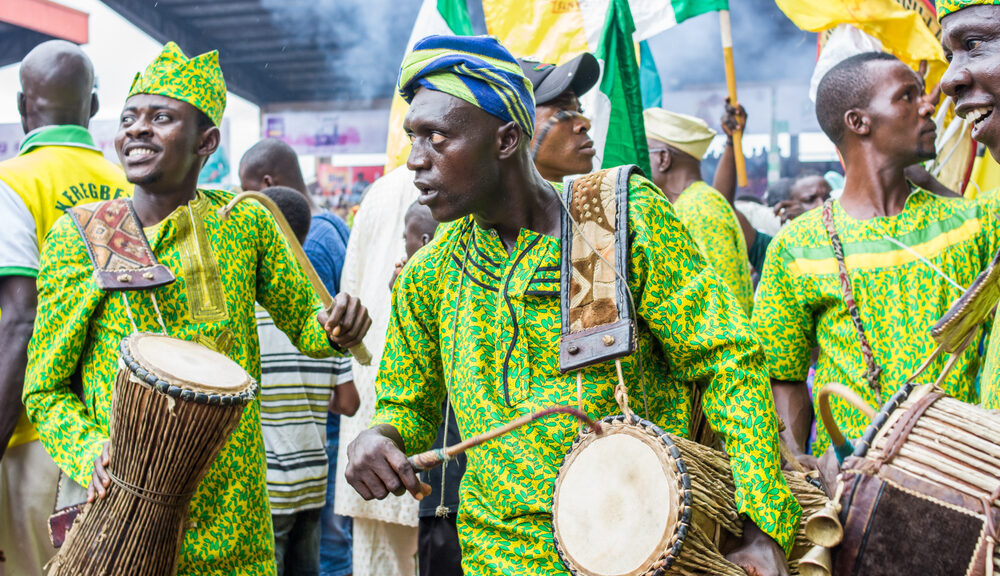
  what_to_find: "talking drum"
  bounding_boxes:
[49,333,256,576]
[819,383,1000,576]
[552,414,829,576]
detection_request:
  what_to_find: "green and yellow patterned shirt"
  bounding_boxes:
[673,181,755,316]
[753,190,1000,456]
[371,174,800,575]
[24,189,334,576]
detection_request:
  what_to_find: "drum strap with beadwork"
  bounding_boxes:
[559,165,638,372]
[821,200,882,404]
[66,198,175,291]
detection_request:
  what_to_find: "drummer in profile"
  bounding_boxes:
[23,43,370,574]
[753,51,1000,465]
[938,0,1000,410]
[344,35,799,576]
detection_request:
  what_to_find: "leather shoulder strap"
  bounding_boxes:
[67,198,175,291]
[559,165,638,372]
[821,200,882,403]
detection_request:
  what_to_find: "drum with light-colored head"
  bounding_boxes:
[553,414,828,576]
[49,333,255,576]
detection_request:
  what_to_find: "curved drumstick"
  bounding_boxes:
[817,383,876,463]
[218,191,372,365]
[409,406,602,472]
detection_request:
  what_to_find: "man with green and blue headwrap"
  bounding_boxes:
[345,34,799,576]
[938,0,1000,411]
[23,42,371,574]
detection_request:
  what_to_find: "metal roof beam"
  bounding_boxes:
[98,0,285,105]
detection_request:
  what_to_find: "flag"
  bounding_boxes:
[775,0,946,85]
[586,0,651,175]
[639,40,662,110]
[384,0,473,172]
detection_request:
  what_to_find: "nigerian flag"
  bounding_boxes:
[580,0,729,176]
[385,0,473,171]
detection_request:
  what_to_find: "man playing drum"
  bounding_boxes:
[23,43,370,575]
[753,52,1000,464]
[344,35,800,576]
[938,0,1000,410]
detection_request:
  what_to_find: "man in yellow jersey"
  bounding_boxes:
[0,40,129,576]
[644,108,755,316]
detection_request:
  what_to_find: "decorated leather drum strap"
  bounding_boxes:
[559,166,638,372]
[821,200,882,404]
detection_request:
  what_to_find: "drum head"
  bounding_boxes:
[128,333,251,394]
[553,418,682,576]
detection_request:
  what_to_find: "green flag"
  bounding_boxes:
[590,0,651,175]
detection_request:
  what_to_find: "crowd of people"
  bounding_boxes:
[2,0,1000,575]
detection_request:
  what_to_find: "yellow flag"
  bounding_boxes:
[481,1,589,64]
[966,153,1000,199]
[776,0,946,85]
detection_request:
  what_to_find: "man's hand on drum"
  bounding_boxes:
[318,292,371,350]
[345,424,428,501]
[724,518,790,576]
[87,441,111,503]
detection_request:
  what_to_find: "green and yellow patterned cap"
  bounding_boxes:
[937,0,1000,19]
[128,42,226,126]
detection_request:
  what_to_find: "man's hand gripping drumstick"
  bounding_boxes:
[219,191,373,363]
[346,407,600,502]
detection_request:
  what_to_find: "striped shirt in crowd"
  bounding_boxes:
[256,306,353,514]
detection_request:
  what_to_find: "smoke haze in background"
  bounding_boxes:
[647,0,817,89]
[257,0,422,102]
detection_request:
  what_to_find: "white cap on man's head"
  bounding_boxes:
[643,108,716,160]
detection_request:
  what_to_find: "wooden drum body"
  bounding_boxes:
[552,415,828,576]
[831,384,1000,576]
[50,333,256,576]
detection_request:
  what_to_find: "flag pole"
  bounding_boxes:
[719,10,748,187]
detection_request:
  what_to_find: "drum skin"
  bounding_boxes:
[48,333,255,576]
[553,415,829,576]
[553,417,683,576]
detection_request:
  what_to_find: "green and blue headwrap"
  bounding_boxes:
[937,0,1000,19]
[398,35,536,136]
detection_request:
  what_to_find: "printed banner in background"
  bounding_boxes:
[262,110,389,156]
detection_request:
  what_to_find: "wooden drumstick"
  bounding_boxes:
[408,406,602,471]
[218,191,372,365]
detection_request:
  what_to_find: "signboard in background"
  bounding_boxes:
[0,120,233,186]
[262,110,390,156]
[314,162,384,223]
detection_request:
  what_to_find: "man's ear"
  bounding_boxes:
[196,125,221,158]
[420,232,431,247]
[497,121,521,160]
[17,92,26,119]
[262,175,275,188]
[845,109,870,137]
[89,93,100,120]
[657,148,674,173]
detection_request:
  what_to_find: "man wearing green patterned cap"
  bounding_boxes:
[938,0,1000,410]
[24,42,372,574]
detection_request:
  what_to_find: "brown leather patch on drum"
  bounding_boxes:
[842,479,984,575]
